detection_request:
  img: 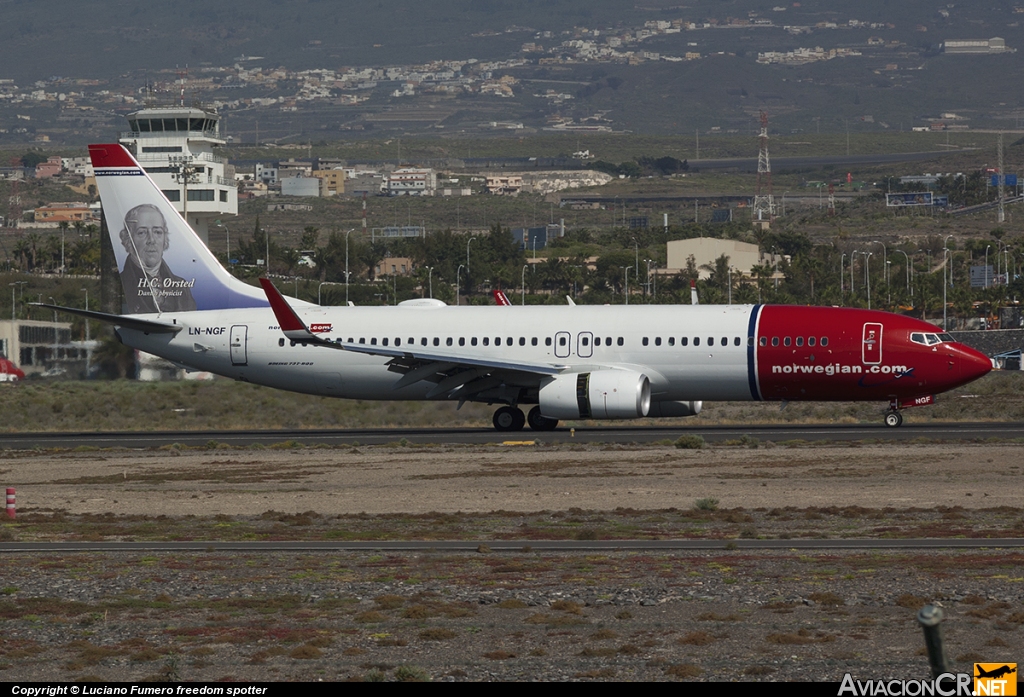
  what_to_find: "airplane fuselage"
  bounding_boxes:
[121,302,990,408]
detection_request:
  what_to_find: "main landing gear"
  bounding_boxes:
[492,406,559,432]
[884,410,903,428]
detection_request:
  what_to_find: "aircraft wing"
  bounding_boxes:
[259,279,563,399]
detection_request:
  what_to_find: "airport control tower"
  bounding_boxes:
[119,106,236,247]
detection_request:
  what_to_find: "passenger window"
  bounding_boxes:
[655,337,661,346]
[759,337,767,346]
[617,337,623,346]
[821,337,829,347]
[348,338,354,343]
[446,338,453,346]
[371,338,378,345]
[531,338,538,346]
[720,337,727,347]
[643,337,649,346]
[471,337,478,346]
[735,337,741,346]
[420,337,427,346]
[546,337,553,346]
[558,336,567,346]
[808,337,816,347]
[582,337,589,346]
[594,337,601,346]
[359,338,365,345]
[408,337,414,345]
[796,337,803,347]
[707,337,713,346]
[278,338,285,347]
[681,337,688,346]
[784,337,791,347]
[506,337,513,346]
[668,337,675,346]
[395,338,401,346]
[771,337,779,347]
[694,337,701,346]
[433,337,440,346]
[290,340,296,347]
[495,337,500,345]
[483,337,490,346]
[519,337,525,346]
[459,338,465,346]
[382,338,389,346]
[606,337,612,346]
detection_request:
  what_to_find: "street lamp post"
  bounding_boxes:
[521,264,529,305]
[863,252,873,309]
[344,228,354,305]
[944,234,954,288]
[851,250,858,295]
[895,250,912,298]
[426,266,433,299]
[456,264,465,306]
[840,253,846,296]
[874,241,887,293]
[82,288,91,375]
[623,266,630,305]
[985,245,991,288]
[943,248,949,330]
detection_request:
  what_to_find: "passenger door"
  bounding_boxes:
[230,325,248,366]
[862,322,882,365]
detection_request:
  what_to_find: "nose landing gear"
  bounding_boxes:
[884,410,903,428]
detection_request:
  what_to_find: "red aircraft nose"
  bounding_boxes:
[958,345,993,383]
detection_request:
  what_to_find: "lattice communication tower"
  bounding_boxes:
[753,111,775,221]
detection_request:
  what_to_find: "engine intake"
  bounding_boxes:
[539,370,651,420]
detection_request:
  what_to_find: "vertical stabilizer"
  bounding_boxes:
[89,143,268,314]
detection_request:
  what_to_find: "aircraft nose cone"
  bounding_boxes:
[960,346,993,382]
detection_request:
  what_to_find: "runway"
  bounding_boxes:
[1,421,1022,449]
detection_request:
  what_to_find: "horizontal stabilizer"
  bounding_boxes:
[31,304,183,334]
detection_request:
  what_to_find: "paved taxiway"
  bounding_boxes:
[2,421,1023,449]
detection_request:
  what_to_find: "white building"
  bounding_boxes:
[119,106,237,245]
[381,168,436,196]
[665,237,785,280]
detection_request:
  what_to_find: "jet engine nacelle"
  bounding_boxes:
[539,370,651,420]
[646,400,703,418]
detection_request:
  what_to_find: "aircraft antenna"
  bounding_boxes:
[753,111,775,222]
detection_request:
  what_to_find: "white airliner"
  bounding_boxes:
[38,144,992,431]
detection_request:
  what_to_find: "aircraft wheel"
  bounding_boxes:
[493,406,526,432]
[884,411,903,428]
[527,406,558,431]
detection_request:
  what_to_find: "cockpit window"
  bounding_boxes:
[911,332,948,346]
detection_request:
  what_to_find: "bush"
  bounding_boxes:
[694,497,719,512]
[675,435,705,449]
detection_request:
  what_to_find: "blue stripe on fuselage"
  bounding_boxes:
[747,305,762,401]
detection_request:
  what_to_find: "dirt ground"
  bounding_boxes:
[1,441,1022,516]
[0,441,1022,682]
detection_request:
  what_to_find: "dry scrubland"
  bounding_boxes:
[1,370,1021,432]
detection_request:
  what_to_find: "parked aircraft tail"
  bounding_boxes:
[88,143,270,314]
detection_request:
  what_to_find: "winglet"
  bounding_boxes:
[259,278,316,341]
